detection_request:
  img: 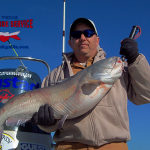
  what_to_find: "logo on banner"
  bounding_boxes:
[0,30,29,49]
[0,31,21,42]
[21,143,45,150]
[0,89,15,103]
[0,16,32,49]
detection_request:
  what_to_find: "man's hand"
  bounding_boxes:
[120,38,139,64]
[31,104,55,126]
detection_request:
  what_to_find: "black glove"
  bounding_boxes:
[31,104,55,126]
[120,38,139,64]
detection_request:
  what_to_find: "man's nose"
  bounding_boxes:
[80,33,86,40]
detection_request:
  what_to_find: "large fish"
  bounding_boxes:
[0,56,124,141]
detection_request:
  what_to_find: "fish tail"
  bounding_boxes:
[0,125,4,144]
[0,108,7,144]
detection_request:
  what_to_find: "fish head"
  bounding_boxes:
[90,56,124,84]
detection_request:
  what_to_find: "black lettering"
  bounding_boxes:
[15,45,18,49]
[14,16,18,19]
[2,134,12,144]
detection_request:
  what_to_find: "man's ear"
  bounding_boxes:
[68,40,72,48]
[96,37,100,46]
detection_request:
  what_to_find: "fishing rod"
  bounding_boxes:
[62,0,66,63]
[121,25,141,61]
[129,25,141,39]
[8,40,26,68]
[7,40,37,85]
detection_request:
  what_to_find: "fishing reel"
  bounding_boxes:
[121,25,141,61]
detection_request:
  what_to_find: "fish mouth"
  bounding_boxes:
[116,57,125,71]
[104,57,124,74]
[116,57,125,76]
[117,57,122,63]
[117,57,125,71]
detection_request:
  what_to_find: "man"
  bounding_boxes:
[31,18,150,150]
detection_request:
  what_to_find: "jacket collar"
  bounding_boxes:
[62,46,106,64]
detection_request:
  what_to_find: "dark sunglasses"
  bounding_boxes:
[70,29,95,39]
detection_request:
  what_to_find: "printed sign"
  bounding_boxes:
[0,89,15,103]
[0,16,33,28]
[0,131,19,150]
[0,69,41,108]
[0,16,32,49]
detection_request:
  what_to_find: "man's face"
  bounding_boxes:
[68,23,99,61]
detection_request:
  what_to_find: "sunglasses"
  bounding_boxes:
[70,29,95,39]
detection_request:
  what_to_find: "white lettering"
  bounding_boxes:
[0,71,32,78]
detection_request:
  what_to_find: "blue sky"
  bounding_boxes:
[0,0,150,149]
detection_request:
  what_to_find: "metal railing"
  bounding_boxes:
[0,56,51,74]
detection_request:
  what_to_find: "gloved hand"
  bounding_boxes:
[31,104,55,126]
[120,38,139,64]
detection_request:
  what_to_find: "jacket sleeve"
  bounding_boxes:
[127,54,150,105]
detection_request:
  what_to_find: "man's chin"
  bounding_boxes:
[79,48,89,53]
[78,51,89,56]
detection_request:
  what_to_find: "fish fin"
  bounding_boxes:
[81,81,102,95]
[83,73,102,84]
[6,116,30,127]
[58,114,68,130]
